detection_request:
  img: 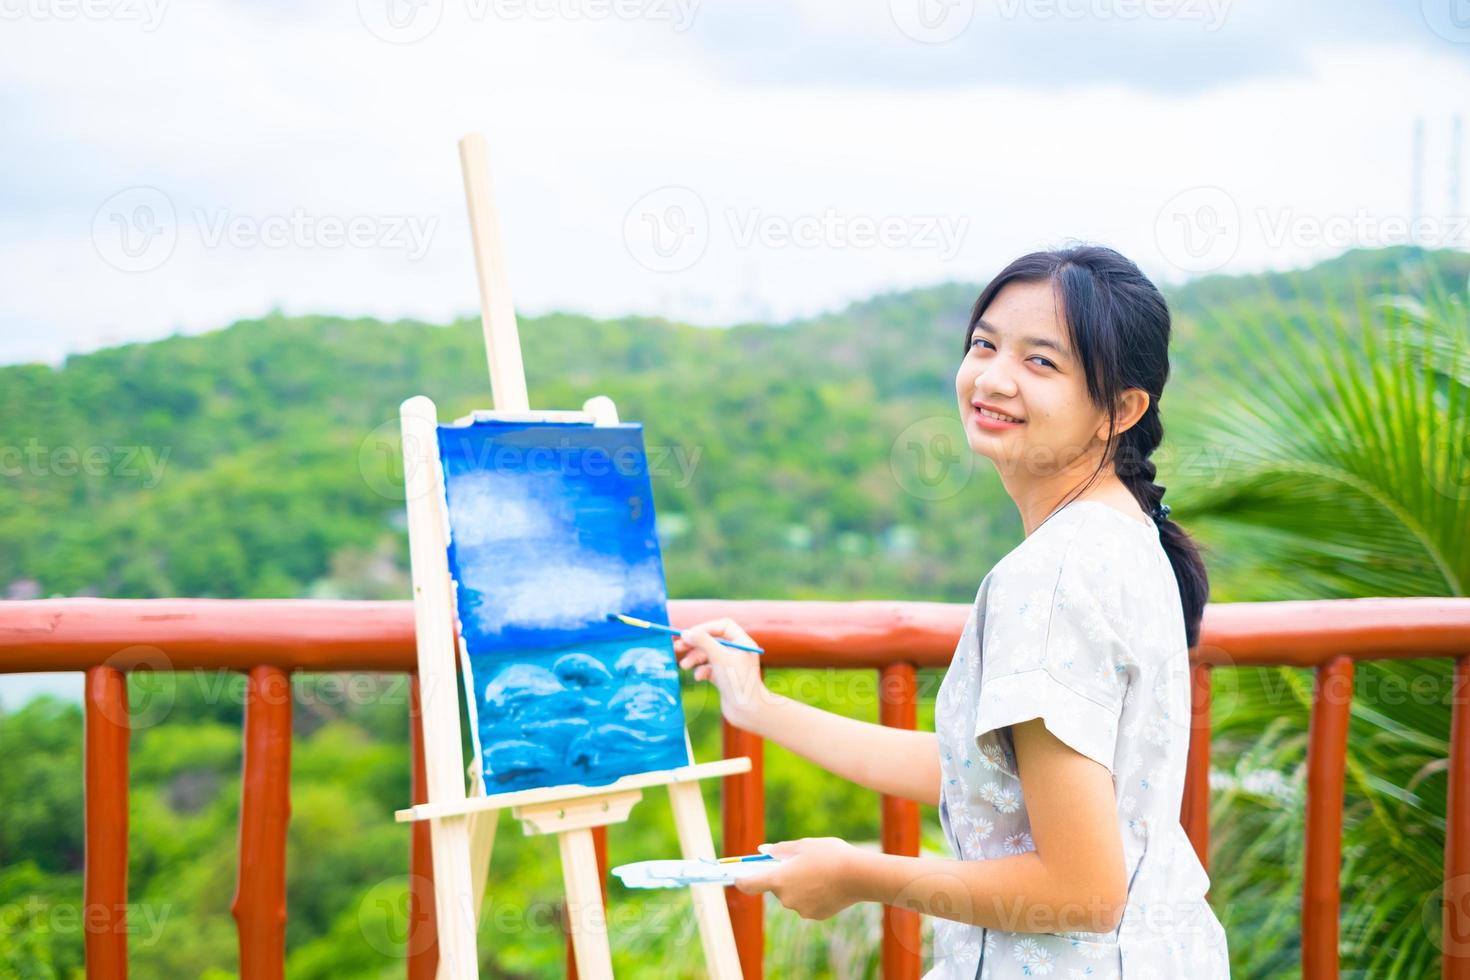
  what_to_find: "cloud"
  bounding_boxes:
[681,0,1459,95]
[446,476,597,634]
[459,550,667,635]
[2,1,1468,364]
[445,470,559,547]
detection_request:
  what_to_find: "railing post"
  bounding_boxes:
[231,665,293,980]
[723,717,765,980]
[1446,654,1470,980]
[1303,655,1353,980]
[1181,661,1213,878]
[879,663,921,980]
[408,675,440,980]
[85,665,130,980]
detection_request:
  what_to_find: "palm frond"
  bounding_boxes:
[1162,254,1468,978]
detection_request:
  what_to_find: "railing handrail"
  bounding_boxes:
[5,595,1469,671]
[4,595,1469,980]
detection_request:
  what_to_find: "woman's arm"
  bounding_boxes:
[675,619,940,805]
[852,712,1127,930]
[736,717,1129,934]
[738,690,940,806]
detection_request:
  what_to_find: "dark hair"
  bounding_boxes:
[964,244,1210,649]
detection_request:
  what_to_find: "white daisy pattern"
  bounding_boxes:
[963,816,996,854]
[980,782,1023,814]
[1012,937,1057,975]
[927,500,1231,979]
[1142,717,1171,748]
[1072,939,1109,960]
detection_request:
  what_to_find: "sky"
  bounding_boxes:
[0,0,1468,371]
[2,0,1470,705]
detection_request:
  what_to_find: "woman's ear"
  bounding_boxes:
[1095,388,1151,442]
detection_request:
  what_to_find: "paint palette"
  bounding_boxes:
[612,858,782,890]
[437,418,691,794]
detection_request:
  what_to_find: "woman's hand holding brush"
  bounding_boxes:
[673,618,773,730]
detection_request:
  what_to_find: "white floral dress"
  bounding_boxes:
[927,499,1231,978]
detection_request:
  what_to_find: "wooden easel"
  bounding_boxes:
[393,133,749,980]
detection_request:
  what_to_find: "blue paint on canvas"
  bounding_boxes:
[437,418,690,793]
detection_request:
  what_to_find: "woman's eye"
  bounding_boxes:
[971,338,1053,369]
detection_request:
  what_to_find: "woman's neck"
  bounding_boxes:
[1013,478,1144,537]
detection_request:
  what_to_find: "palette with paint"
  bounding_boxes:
[612,857,782,890]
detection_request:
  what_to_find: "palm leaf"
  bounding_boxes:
[1162,253,1468,978]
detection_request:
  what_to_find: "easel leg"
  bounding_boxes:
[436,802,496,980]
[668,782,744,979]
[468,807,499,921]
[463,767,499,922]
[558,828,614,980]
[428,814,481,980]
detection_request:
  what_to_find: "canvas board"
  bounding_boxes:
[437,417,691,794]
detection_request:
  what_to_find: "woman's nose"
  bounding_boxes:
[976,362,1019,398]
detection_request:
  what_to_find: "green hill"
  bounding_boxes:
[2,245,1468,977]
[4,245,1466,606]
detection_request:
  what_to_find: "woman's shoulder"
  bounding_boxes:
[989,501,1130,577]
[983,502,1162,612]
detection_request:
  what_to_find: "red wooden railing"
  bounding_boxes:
[232,666,292,978]
[83,666,128,977]
[4,596,1470,979]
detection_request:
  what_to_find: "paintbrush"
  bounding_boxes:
[606,612,765,655]
[707,853,777,864]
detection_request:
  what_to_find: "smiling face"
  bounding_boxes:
[954,278,1118,488]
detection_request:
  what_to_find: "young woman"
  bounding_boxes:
[674,245,1231,978]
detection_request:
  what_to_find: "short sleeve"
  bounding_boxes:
[973,544,1132,776]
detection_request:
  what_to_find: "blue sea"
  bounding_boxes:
[471,636,688,791]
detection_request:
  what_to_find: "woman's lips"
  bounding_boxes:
[971,407,1024,430]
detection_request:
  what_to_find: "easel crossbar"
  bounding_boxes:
[395,757,750,823]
